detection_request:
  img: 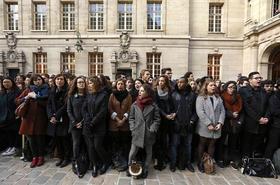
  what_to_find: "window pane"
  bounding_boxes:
[147,3,162,30]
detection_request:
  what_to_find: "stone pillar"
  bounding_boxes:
[251,46,259,72]
[0,51,4,76]
[110,51,118,80]
[17,51,26,74]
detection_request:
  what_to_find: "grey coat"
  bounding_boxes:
[196,95,225,139]
[129,102,161,148]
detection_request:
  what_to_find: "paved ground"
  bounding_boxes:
[0,156,279,185]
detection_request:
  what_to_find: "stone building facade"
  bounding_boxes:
[0,0,279,81]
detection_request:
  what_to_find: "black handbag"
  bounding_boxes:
[241,157,278,178]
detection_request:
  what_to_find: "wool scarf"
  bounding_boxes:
[221,91,242,113]
[136,96,153,111]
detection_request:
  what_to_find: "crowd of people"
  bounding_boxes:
[0,68,279,179]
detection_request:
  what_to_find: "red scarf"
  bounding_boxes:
[136,96,153,111]
[221,92,242,113]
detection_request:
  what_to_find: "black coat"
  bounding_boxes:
[47,87,69,136]
[155,89,175,124]
[82,91,108,136]
[239,86,270,134]
[171,85,198,136]
[67,94,86,132]
[0,89,20,130]
[268,91,280,129]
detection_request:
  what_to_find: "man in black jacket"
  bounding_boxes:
[239,72,270,158]
[264,79,280,159]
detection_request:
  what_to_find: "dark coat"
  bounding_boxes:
[155,89,175,122]
[171,86,198,135]
[47,87,69,136]
[268,91,280,129]
[16,84,49,135]
[239,86,270,134]
[82,91,108,136]
[0,89,20,130]
[67,94,86,132]
[129,102,161,148]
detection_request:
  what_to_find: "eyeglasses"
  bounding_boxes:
[77,81,85,84]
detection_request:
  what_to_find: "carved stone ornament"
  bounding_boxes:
[120,31,130,50]
[6,50,17,63]
[5,32,17,50]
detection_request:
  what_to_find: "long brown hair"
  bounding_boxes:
[198,78,218,98]
[68,76,87,97]
[155,75,171,92]
[88,76,102,93]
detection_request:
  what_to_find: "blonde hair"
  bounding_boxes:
[198,78,217,98]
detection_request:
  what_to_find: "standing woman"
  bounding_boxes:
[154,75,175,171]
[217,81,243,168]
[16,74,49,168]
[67,76,87,169]
[83,76,109,177]
[0,77,20,156]
[47,74,71,168]
[128,84,161,178]
[108,78,132,171]
[196,78,225,173]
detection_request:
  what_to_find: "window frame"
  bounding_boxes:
[6,2,19,31]
[33,2,47,31]
[147,2,162,30]
[118,2,133,30]
[61,2,75,31]
[207,54,222,80]
[208,4,222,33]
[61,53,75,74]
[33,52,48,74]
[89,2,104,30]
[272,0,280,16]
[146,52,161,78]
[89,52,103,76]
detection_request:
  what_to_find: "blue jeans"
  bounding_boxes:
[170,133,193,165]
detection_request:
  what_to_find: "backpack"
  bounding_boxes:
[273,149,280,175]
[202,152,215,175]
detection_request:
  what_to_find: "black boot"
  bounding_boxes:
[141,168,148,179]
[197,162,204,173]
[92,166,98,177]
[99,164,109,175]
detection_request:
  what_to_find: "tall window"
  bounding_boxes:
[208,55,221,80]
[147,53,161,78]
[273,0,280,16]
[61,3,75,30]
[33,3,47,30]
[147,2,161,30]
[61,53,75,74]
[6,3,19,30]
[118,2,132,30]
[89,53,103,76]
[89,2,104,30]
[34,53,47,74]
[209,4,222,32]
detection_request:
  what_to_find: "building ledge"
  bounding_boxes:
[244,14,280,36]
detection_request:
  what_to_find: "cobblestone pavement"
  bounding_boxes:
[0,156,280,185]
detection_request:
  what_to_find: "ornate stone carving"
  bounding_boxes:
[6,50,17,63]
[120,31,130,50]
[5,32,17,50]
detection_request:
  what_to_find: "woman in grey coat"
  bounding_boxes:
[128,84,160,178]
[196,78,225,173]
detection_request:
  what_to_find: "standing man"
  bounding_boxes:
[161,68,176,89]
[140,69,151,85]
[239,72,270,157]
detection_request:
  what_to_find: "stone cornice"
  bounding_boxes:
[244,14,280,37]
